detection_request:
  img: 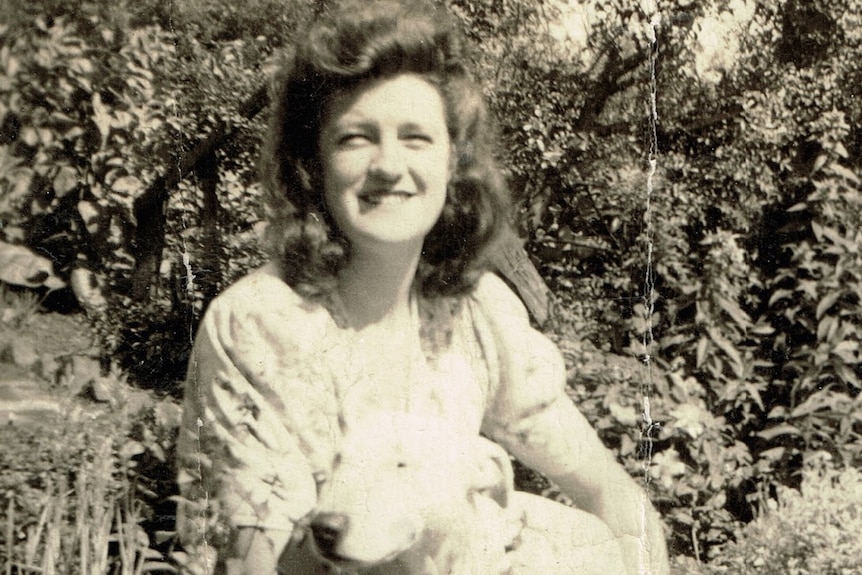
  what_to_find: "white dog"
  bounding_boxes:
[309,412,627,575]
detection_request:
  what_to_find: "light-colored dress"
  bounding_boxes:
[176,262,578,573]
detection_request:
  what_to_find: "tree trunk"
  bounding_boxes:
[488,226,551,326]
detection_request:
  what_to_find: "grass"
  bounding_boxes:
[0,363,180,575]
[1,412,167,575]
[0,284,167,575]
[0,284,43,330]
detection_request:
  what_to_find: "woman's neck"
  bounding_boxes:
[336,245,421,330]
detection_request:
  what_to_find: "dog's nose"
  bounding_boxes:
[310,513,349,557]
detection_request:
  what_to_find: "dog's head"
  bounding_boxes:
[309,412,513,572]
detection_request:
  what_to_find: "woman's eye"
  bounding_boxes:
[337,133,370,147]
[403,133,433,148]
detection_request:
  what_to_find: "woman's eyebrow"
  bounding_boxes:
[330,116,368,128]
[322,119,374,140]
[399,120,446,135]
[399,121,430,131]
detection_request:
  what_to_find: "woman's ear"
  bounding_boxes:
[469,437,514,508]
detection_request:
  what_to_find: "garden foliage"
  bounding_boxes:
[447,0,862,558]
[1,0,861,567]
[675,457,862,574]
[0,365,181,575]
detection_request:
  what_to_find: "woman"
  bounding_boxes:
[176,1,670,574]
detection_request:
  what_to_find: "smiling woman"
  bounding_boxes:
[175,1,670,574]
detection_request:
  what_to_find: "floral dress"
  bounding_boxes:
[175,262,578,574]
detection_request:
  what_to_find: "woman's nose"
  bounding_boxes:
[368,138,405,181]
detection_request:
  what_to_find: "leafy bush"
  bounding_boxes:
[0,0,310,386]
[483,0,862,560]
[675,457,862,574]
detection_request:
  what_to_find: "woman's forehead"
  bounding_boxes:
[322,73,447,127]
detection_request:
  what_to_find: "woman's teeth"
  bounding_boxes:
[360,191,412,206]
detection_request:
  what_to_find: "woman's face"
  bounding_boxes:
[319,74,451,256]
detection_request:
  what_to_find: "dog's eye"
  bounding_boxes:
[397,461,407,469]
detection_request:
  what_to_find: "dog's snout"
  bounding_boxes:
[310,513,349,557]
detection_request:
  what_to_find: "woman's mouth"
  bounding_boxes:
[358,190,414,206]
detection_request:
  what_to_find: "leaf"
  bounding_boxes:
[91,92,112,142]
[834,141,849,159]
[155,400,183,429]
[707,327,744,378]
[111,175,142,195]
[834,362,856,386]
[768,289,793,307]
[811,220,824,242]
[750,323,775,335]
[142,560,177,573]
[757,424,801,441]
[819,224,857,251]
[813,153,828,173]
[743,382,765,412]
[52,165,78,197]
[77,200,101,234]
[817,315,836,342]
[696,336,709,368]
[816,290,843,320]
[670,403,709,439]
[0,240,65,289]
[154,531,176,545]
[69,57,94,76]
[119,440,145,461]
[790,392,833,418]
[716,294,752,329]
[832,340,859,363]
[829,163,860,184]
[758,446,786,461]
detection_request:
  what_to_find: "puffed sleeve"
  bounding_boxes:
[473,272,609,489]
[176,265,340,566]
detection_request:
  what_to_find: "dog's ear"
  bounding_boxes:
[469,437,514,508]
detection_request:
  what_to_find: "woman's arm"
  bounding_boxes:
[223,528,291,575]
[223,528,327,575]
[176,267,337,575]
[474,274,670,575]
[490,385,670,575]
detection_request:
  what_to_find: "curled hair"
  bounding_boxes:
[260,0,510,300]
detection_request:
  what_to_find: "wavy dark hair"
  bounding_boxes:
[260,0,510,300]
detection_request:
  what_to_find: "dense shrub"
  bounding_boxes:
[0,0,314,385]
[675,458,862,574]
[451,0,862,560]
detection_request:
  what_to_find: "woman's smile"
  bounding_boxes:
[358,189,415,208]
[319,74,452,252]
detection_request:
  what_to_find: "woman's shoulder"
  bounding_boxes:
[211,262,319,312]
[202,261,335,352]
[469,271,531,324]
